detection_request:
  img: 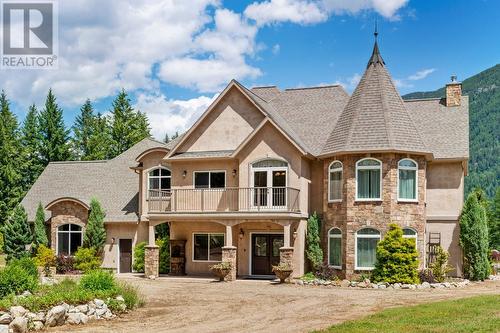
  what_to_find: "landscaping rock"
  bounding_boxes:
[94,299,105,308]
[378,284,387,289]
[95,308,107,317]
[340,279,350,288]
[45,306,66,327]
[421,282,430,289]
[0,313,12,324]
[401,284,410,289]
[443,282,451,288]
[9,306,28,318]
[116,295,125,302]
[31,321,44,331]
[76,304,89,314]
[66,313,89,325]
[40,277,55,286]
[103,310,113,319]
[9,317,28,333]
[0,324,8,333]
[393,283,401,289]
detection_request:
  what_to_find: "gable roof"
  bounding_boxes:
[21,138,168,222]
[321,41,430,157]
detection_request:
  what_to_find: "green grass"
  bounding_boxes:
[316,295,500,333]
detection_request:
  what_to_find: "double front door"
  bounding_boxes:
[251,234,284,275]
[252,168,287,209]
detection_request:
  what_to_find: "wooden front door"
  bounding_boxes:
[119,239,132,273]
[251,234,284,275]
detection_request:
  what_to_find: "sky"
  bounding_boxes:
[3,0,500,140]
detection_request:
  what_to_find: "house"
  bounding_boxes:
[21,36,469,280]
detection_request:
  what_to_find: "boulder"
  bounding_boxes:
[94,299,105,308]
[393,283,401,289]
[0,313,12,324]
[401,284,410,289]
[443,282,451,288]
[95,308,107,317]
[31,321,44,331]
[378,284,387,289]
[66,312,89,325]
[9,306,28,318]
[0,324,8,333]
[340,279,350,288]
[9,317,28,333]
[421,282,431,289]
[76,304,89,314]
[45,305,66,327]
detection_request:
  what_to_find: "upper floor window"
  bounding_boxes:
[328,161,343,202]
[194,171,225,189]
[328,228,342,268]
[355,228,381,270]
[148,167,171,194]
[356,158,382,200]
[398,159,418,201]
[57,224,82,256]
[252,159,288,168]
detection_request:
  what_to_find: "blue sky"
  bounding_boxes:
[3,0,499,139]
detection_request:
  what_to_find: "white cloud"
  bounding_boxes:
[272,44,281,55]
[332,73,361,91]
[408,68,436,81]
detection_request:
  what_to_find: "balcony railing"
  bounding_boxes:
[148,187,300,214]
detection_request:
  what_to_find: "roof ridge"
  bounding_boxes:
[284,84,341,91]
[49,160,107,165]
[251,85,278,89]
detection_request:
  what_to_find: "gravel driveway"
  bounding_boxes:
[48,276,500,333]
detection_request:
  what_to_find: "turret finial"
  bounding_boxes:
[374,19,378,40]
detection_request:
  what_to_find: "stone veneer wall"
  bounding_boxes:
[322,153,426,279]
[49,201,89,250]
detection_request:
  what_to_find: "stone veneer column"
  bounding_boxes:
[221,246,237,281]
[145,246,159,279]
[279,247,294,268]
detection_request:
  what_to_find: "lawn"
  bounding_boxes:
[316,295,500,333]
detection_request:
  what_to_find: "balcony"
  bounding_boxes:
[147,187,300,214]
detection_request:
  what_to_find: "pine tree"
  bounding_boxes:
[110,89,151,157]
[0,91,24,226]
[489,187,500,250]
[21,104,44,190]
[73,99,95,160]
[38,89,71,165]
[34,203,48,247]
[459,192,491,280]
[305,212,323,270]
[171,131,179,140]
[3,205,32,261]
[86,113,113,160]
[163,133,170,143]
[82,198,106,254]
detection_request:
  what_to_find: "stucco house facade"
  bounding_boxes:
[21,38,469,280]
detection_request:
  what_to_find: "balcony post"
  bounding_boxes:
[283,223,291,248]
[145,221,159,279]
[222,224,237,281]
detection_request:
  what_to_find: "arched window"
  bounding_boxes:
[356,158,382,200]
[328,161,343,202]
[148,167,171,196]
[57,224,82,256]
[398,159,418,201]
[328,228,342,268]
[355,228,381,270]
[403,227,417,248]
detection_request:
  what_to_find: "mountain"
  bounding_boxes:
[403,64,500,198]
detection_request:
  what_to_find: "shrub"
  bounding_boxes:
[459,191,491,281]
[9,256,38,279]
[418,268,436,283]
[56,255,75,274]
[430,246,452,282]
[156,237,170,274]
[3,205,32,262]
[34,203,48,247]
[74,247,101,272]
[82,198,106,254]
[0,232,4,254]
[80,270,116,292]
[132,241,146,273]
[314,264,339,281]
[489,188,500,250]
[300,272,316,281]
[35,245,56,268]
[306,212,323,271]
[0,264,38,298]
[372,224,419,284]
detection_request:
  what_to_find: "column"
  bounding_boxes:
[145,221,159,279]
[221,224,237,281]
[280,222,294,276]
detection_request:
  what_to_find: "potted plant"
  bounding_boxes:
[272,263,293,283]
[209,261,232,281]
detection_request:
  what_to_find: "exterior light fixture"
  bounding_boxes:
[239,228,244,240]
[182,170,187,178]
[293,229,297,239]
[232,169,237,177]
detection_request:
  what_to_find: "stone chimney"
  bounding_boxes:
[446,75,462,107]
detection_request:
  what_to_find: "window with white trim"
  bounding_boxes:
[398,159,418,201]
[328,228,342,268]
[355,228,381,269]
[57,224,83,256]
[356,158,382,200]
[403,227,417,248]
[328,161,343,202]
[193,233,225,261]
[148,167,171,194]
[194,171,225,189]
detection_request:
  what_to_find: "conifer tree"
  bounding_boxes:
[459,192,491,280]
[489,187,500,250]
[73,99,95,160]
[34,203,48,247]
[110,89,151,157]
[0,91,24,226]
[171,131,179,140]
[3,205,32,261]
[38,89,71,165]
[82,198,106,254]
[21,104,44,190]
[86,113,113,160]
[305,212,323,270]
[163,133,170,143]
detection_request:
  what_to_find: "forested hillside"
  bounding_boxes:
[403,64,500,198]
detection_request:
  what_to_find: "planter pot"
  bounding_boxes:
[211,267,231,282]
[273,269,293,283]
[37,266,57,277]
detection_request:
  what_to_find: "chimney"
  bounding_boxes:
[446,75,462,107]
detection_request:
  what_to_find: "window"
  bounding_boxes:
[356,158,382,200]
[194,171,225,189]
[193,233,224,261]
[252,159,288,168]
[398,159,418,201]
[148,167,171,194]
[328,228,342,268]
[403,227,417,248]
[328,161,343,202]
[57,224,82,256]
[355,228,381,270]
